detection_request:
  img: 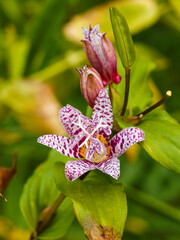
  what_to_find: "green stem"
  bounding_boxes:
[137,91,172,117]
[108,82,113,106]
[120,67,131,117]
[30,193,65,240]
[125,185,180,223]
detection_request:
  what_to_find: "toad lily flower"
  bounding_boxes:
[82,24,121,86]
[38,89,145,181]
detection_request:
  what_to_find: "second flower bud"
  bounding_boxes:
[77,65,104,108]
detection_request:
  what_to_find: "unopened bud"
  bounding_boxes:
[82,25,121,86]
[77,65,104,108]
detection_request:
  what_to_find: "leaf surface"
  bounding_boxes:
[20,150,75,239]
[54,163,127,240]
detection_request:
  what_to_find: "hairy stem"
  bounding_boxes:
[120,67,131,117]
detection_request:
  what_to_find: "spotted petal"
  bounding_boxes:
[97,157,120,180]
[109,127,145,158]
[60,105,92,139]
[91,89,113,138]
[37,135,81,159]
[65,160,96,181]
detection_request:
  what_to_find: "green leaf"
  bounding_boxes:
[20,150,75,239]
[54,162,127,240]
[139,110,180,174]
[110,7,136,68]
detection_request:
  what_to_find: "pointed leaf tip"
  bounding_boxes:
[109,7,136,68]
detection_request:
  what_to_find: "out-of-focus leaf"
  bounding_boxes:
[7,38,29,79]
[170,0,180,17]
[63,0,161,44]
[24,0,67,74]
[125,216,149,235]
[0,217,30,240]
[0,80,66,135]
[139,110,180,175]
[126,185,180,222]
[142,161,180,202]
[54,162,127,240]
[124,144,141,163]
[0,130,21,144]
[162,0,180,32]
[148,79,164,108]
[162,12,180,32]
[135,43,170,71]
[0,0,23,26]
[116,54,154,116]
[110,7,136,68]
[20,150,75,239]
[29,50,85,81]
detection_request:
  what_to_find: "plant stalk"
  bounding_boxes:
[108,82,113,107]
[30,193,65,240]
[120,67,131,116]
[137,91,172,117]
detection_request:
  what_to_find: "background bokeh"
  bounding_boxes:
[0,0,180,239]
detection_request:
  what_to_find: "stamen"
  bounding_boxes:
[137,90,172,117]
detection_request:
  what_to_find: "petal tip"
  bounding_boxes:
[37,136,43,143]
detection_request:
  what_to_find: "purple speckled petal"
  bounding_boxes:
[37,135,81,159]
[81,39,103,78]
[97,157,120,179]
[109,127,145,158]
[91,89,113,139]
[59,105,92,139]
[86,138,103,160]
[65,160,96,181]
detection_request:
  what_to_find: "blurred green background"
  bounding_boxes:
[0,0,180,239]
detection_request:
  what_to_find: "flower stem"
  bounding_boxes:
[120,67,131,117]
[137,91,172,117]
[125,185,180,223]
[108,82,113,106]
[30,193,65,240]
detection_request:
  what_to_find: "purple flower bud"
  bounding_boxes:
[82,25,121,87]
[77,65,104,108]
